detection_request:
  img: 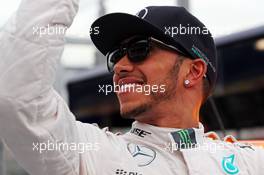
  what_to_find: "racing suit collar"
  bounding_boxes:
[127,121,205,150]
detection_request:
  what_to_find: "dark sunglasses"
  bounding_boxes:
[106,37,188,73]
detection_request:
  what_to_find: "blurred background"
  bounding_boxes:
[1,0,264,174]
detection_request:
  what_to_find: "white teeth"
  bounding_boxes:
[119,83,141,92]
[120,83,134,92]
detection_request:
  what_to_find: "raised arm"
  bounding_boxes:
[0,0,81,174]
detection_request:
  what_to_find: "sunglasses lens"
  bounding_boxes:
[106,39,150,72]
[128,40,150,62]
[107,49,125,72]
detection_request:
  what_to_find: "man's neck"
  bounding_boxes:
[135,101,200,129]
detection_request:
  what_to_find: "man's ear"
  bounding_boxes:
[184,58,207,88]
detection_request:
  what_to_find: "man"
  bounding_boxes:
[91,6,216,129]
[0,0,263,175]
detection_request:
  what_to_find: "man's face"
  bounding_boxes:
[113,41,184,118]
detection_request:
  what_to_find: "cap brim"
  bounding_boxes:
[90,13,174,56]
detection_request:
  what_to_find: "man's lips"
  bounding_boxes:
[118,77,144,86]
[116,77,145,94]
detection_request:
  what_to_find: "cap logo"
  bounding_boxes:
[136,8,148,19]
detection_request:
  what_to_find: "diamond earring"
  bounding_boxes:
[184,80,190,86]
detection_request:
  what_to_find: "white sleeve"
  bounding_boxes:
[257,147,264,174]
[0,0,82,174]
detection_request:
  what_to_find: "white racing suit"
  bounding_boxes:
[0,0,263,174]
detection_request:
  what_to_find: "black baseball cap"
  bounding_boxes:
[90,6,217,92]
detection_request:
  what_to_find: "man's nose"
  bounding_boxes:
[113,55,134,74]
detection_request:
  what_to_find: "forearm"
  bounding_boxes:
[0,0,81,174]
[0,0,79,100]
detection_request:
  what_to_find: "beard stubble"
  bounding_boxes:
[120,59,182,118]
